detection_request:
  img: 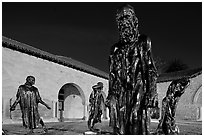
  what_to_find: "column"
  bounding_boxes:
[197,106,202,121]
[52,101,55,118]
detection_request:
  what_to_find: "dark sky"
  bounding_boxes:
[2,2,202,73]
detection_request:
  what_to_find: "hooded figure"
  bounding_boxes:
[156,78,190,135]
[87,82,105,131]
[106,4,158,134]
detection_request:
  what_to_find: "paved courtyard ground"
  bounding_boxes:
[2,120,202,135]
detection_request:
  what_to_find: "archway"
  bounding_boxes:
[192,85,202,121]
[192,85,202,104]
[58,83,85,121]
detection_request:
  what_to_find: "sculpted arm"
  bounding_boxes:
[142,35,159,108]
[106,45,117,106]
[109,45,117,95]
[89,92,94,107]
[36,88,51,109]
[10,86,21,111]
[109,56,115,95]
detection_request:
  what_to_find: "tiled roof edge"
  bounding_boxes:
[157,68,202,83]
[2,36,109,80]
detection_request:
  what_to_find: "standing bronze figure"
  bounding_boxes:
[10,76,51,134]
[87,82,104,132]
[106,4,158,135]
[156,77,190,135]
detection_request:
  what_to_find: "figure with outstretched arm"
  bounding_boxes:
[10,76,51,134]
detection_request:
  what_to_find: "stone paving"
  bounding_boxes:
[2,120,202,135]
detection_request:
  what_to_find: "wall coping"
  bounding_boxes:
[2,36,109,80]
[157,68,202,83]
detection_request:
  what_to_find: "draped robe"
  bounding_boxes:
[156,78,190,135]
[107,34,158,134]
[11,84,43,129]
[88,89,104,129]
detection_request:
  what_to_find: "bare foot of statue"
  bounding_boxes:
[27,129,34,134]
[90,127,100,132]
[42,126,48,134]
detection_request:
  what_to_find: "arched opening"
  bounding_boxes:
[192,85,202,121]
[192,85,202,104]
[58,83,85,122]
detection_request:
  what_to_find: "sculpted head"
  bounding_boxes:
[175,77,190,96]
[167,77,190,98]
[26,76,35,86]
[92,82,103,92]
[116,4,139,44]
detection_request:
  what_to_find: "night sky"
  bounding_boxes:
[2,2,202,73]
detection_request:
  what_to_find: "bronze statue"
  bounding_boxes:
[106,4,158,135]
[10,76,51,134]
[87,82,104,132]
[156,77,190,135]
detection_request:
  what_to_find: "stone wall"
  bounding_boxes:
[2,47,109,123]
[2,46,202,123]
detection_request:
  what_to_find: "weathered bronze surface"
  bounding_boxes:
[87,82,104,132]
[156,78,190,135]
[10,76,51,133]
[106,4,158,135]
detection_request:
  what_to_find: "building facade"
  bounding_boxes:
[2,36,109,123]
[2,36,202,124]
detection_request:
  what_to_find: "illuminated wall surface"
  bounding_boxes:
[2,36,201,124]
[2,37,109,124]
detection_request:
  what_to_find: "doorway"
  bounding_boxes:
[58,83,85,121]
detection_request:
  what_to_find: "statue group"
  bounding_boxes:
[9,4,190,135]
[87,4,190,135]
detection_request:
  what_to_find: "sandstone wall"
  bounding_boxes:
[2,46,201,123]
[2,47,109,123]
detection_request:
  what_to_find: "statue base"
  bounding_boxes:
[84,131,97,135]
[83,129,101,135]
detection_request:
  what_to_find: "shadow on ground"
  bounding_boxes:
[2,120,202,135]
